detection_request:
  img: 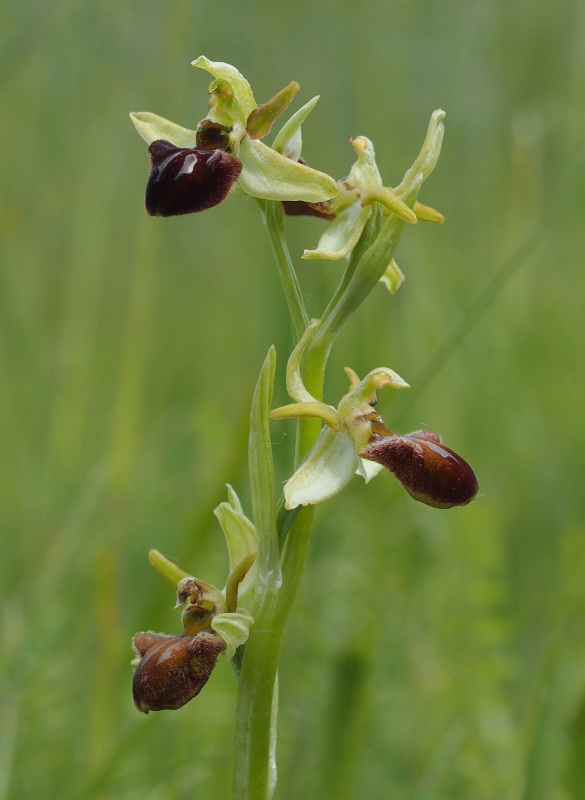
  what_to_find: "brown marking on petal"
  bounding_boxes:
[246,81,300,140]
[195,119,231,151]
[145,140,242,216]
[132,631,226,713]
[282,200,337,220]
[361,430,478,509]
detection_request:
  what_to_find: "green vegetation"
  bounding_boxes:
[1,1,584,798]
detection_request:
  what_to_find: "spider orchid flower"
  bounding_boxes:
[132,486,257,713]
[271,324,478,510]
[130,57,338,216]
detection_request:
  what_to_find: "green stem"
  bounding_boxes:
[261,200,309,341]
[232,183,423,799]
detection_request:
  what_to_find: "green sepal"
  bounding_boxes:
[214,485,257,600]
[283,427,358,509]
[238,137,338,203]
[192,56,257,126]
[130,112,198,148]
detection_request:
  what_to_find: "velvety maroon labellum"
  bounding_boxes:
[361,429,478,509]
[132,631,226,713]
[145,140,242,217]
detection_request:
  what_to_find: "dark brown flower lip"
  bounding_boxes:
[132,630,226,714]
[360,429,478,509]
[145,139,242,217]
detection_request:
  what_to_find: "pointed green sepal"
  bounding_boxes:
[130,112,198,148]
[214,485,257,578]
[192,56,257,126]
[246,81,300,140]
[238,137,338,203]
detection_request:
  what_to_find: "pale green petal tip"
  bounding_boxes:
[379,259,405,294]
[129,111,198,148]
[238,137,338,203]
[283,428,358,509]
[191,56,257,123]
[211,610,254,661]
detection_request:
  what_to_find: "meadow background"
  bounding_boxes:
[1,1,585,798]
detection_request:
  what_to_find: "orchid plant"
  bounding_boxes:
[129,57,478,800]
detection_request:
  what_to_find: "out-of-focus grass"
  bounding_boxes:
[1,1,585,798]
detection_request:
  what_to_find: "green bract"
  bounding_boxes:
[130,56,338,206]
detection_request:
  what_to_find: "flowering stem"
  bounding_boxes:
[261,200,309,341]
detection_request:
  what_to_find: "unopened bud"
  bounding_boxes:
[360,429,478,509]
[132,631,226,713]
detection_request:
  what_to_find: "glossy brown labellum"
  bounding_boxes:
[361,429,478,509]
[132,631,226,713]
[145,140,242,217]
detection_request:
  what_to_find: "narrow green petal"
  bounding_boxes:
[192,56,257,124]
[211,610,254,661]
[270,401,341,430]
[283,428,358,509]
[272,95,320,156]
[129,112,198,148]
[238,137,338,202]
[303,203,370,260]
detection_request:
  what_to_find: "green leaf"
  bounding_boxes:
[249,347,280,592]
[129,111,198,148]
[238,137,338,203]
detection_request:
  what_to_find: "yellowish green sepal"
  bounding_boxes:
[130,112,198,148]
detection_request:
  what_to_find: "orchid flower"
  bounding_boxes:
[130,57,338,216]
[270,323,478,510]
[132,485,257,713]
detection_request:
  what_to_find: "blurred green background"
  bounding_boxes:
[1,0,585,797]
